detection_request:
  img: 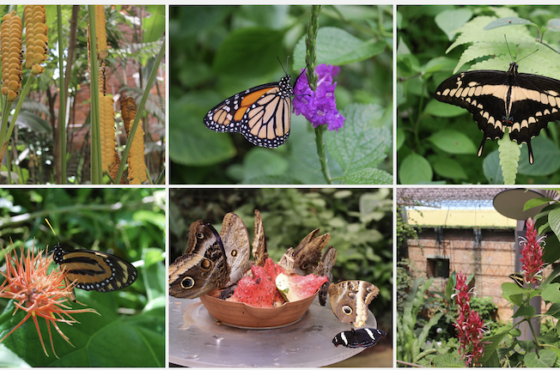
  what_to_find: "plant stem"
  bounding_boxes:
[88,6,102,184]
[306,5,331,184]
[57,5,67,184]
[115,40,165,184]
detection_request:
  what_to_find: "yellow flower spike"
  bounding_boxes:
[1,11,23,101]
[95,5,108,59]
[119,97,147,184]
[99,94,116,172]
[24,5,47,74]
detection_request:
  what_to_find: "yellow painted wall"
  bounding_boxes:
[406,208,517,228]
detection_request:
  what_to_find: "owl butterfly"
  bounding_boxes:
[332,328,386,349]
[328,280,379,328]
[168,221,229,299]
[279,229,329,275]
[314,246,337,306]
[219,213,251,288]
[251,209,269,267]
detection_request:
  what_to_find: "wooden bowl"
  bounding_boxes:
[199,292,318,329]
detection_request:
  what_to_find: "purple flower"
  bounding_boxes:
[293,64,345,131]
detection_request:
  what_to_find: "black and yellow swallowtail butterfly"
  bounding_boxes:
[509,273,524,288]
[52,244,138,301]
[435,62,560,164]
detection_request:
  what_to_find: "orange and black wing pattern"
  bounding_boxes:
[203,74,293,148]
[53,244,137,294]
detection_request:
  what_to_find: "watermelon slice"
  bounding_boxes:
[275,272,328,302]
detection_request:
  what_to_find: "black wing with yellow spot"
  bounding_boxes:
[53,244,137,294]
[203,74,293,148]
[435,62,560,164]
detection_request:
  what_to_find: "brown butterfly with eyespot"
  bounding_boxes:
[169,221,229,299]
[314,246,337,306]
[328,280,379,328]
[279,229,329,275]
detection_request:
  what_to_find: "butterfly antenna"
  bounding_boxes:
[504,34,514,62]
[277,56,289,75]
[517,48,539,64]
[45,218,61,254]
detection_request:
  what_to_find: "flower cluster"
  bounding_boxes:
[0,243,98,357]
[24,5,48,76]
[453,272,487,367]
[519,218,546,286]
[1,11,23,101]
[100,94,116,172]
[292,64,345,131]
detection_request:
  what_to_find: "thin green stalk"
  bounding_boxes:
[115,40,165,184]
[0,99,9,159]
[57,5,67,184]
[155,168,164,184]
[6,76,33,142]
[145,168,153,185]
[88,7,102,184]
[6,143,11,184]
[306,5,331,184]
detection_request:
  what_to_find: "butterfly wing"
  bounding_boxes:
[293,229,329,275]
[169,221,228,299]
[203,75,293,148]
[220,213,251,287]
[252,209,269,267]
[315,246,337,306]
[509,273,524,288]
[328,280,380,328]
[332,328,386,348]
[55,247,137,293]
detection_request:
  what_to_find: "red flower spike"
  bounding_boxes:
[519,218,546,286]
[452,272,488,367]
[0,243,99,358]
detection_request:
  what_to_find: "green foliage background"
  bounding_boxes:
[169,188,393,333]
[397,5,560,185]
[0,188,165,367]
[169,5,393,185]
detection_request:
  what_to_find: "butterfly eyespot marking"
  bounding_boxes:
[301,263,308,270]
[343,306,353,315]
[196,232,204,239]
[348,292,356,299]
[231,250,238,257]
[201,259,211,269]
[181,277,195,289]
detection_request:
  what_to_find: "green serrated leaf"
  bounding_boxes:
[293,27,384,70]
[344,168,393,185]
[482,150,504,184]
[483,17,536,30]
[435,9,473,40]
[498,132,521,185]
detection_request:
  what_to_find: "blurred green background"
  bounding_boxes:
[397,5,560,184]
[0,188,165,367]
[169,5,393,184]
[169,187,393,335]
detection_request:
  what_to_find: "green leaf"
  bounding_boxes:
[293,27,385,69]
[325,104,391,183]
[544,237,560,264]
[12,111,51,134]
[435,9,473,40]
[399,153,433,184]
[550,208,560,241]
[548,19,560,32]
[142,6,165,43]
[518,136,560,176]
[0,345,30,367]
[397,128,405,151]
[169,95,236,166]
[525,350,557,368]
[501,282,525,306]
[213,27,286,76]
[543,283,560,304]
[228,148,288,182]
[424,99,466,117]
[431,156,468,179]
[482,150,504,184]
[479,327,510,366]
[512,304,535,318]
[498,133,521,185]
[344,168,393,185]
[427,129,477,154]
[524,197,555,211]
[483,16,536,30]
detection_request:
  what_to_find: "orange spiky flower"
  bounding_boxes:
[0,242,99,358]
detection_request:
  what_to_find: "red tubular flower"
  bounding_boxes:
[519,218,546,286]
[0,243,99,358]
[452,271,487,367]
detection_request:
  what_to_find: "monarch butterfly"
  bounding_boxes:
[52,243,138,301]
[509,273,524,288]
[203,57,304,148]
